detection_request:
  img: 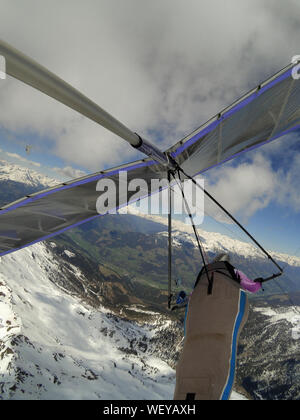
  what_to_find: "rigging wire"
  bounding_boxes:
[167,173,267,284]
[170,180,260,259]
[172,177,299,312]
[174,171,209,265]
[171,170,211,288]
[175,164,283,276]
[166,168,213,308]
[168,171,272,280]
[165,161,300,309]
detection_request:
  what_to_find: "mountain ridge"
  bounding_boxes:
[120,206,300,268]
[0,159,58,189]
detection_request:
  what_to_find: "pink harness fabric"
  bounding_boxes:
[234,269,262,293]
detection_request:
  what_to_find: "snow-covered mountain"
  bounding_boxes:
[122,206,300,269]
[0,159,58,189]
[0,240,298,400]
[237,304,300,400]
[0,242,177,400]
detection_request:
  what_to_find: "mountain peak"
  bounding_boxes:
[0,159,58,188]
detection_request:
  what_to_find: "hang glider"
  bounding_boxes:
[0,39,300,258]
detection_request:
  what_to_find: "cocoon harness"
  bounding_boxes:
[174,261,249,400]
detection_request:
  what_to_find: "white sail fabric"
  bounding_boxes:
[169,63,300,177]
[0,159,166,256]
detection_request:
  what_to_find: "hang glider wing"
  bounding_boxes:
[0,159,166,257]
[167,62,300,177]
[0,38,300,257]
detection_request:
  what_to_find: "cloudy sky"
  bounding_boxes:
[0,0,300,254]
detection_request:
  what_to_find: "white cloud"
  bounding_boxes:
[5,151,41,167]
[53,166,87,180]
[203,153,276,223]
[202,144,300,224]
[276,152,300,212]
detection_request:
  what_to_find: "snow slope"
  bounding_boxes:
[0,242,250,400]
[0,243,175,400]
[253,307,300,341]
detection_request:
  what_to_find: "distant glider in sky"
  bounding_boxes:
[25,144,32,155]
